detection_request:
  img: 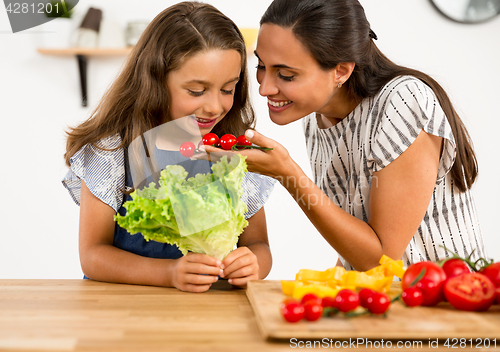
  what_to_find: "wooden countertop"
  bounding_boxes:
[0,280,496,351]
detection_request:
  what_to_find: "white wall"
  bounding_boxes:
[0,0,498,280]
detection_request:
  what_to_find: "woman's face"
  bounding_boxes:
[255,24,338,125]
[167,49,241,136]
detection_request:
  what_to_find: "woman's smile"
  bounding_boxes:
[267,98,293,112]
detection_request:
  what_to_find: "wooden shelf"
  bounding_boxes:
[37,47,132,56]
[37,47,132,107]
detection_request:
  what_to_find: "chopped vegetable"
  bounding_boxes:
[281,255,405,299]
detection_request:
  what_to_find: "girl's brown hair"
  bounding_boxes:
[65,1,254,166]
[261,0,477,192]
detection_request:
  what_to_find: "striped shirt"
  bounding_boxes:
[62,134,276,219]
[303,76,486,270]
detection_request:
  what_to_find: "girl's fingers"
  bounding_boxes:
[184,273,219,286]
[227,274,258,288]
[185,252,220,267]
[223,264,255,280]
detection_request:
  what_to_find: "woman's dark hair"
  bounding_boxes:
[65,1,254,165]
[261,0,477,192]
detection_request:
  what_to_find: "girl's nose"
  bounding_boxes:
[258,73,279,97]
[205,94,223,116]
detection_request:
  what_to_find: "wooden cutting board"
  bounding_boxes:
[247,280,500,341]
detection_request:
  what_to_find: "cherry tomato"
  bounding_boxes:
[358,288,375,309]
[366,292,391,314]
[303,301,323,321]
[280,299,305,323]
[442,259,470,281]
[321,296,337,308]
[179,141,195,158]
[202,133,219,146]
[236,135,252,148]
[334,289,360,313]
[401,287,424,307]
[301,293,322,306]
[480,262,500,288]
[444,273,495,311]
[495,287,500,304]
[402,261,447,306]
[219,134,237,150]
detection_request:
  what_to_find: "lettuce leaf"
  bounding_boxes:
[114,155,249,260]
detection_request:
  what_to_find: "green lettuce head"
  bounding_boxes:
[115,155,248,260]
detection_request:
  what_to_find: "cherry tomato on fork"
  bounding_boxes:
[235,135,253,148]
[179,141,195,158]
[219,134,237,150]
[202,133,219,146]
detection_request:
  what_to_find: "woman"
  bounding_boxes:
[204,0,486,271]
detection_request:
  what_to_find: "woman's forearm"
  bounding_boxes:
[280,162,385,271]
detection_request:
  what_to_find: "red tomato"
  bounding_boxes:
[496,287,500,304]
[303,301,323,321]
[321,296,337,308]
[179,141,195,158]
[301,293,322,306]
[202,133,219,146]
[280,299,305,323]
[442,259,471,281]
[236,135,252,148]
[480,262,500,288]
[401,287,424,307]
[334,289,360,313]
[444,273,495,311]
[366,292,391,314]
[402,261,447,306]
[358,288,375,309]
[219,134,237,150]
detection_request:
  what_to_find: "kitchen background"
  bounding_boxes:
[0,0,499,280]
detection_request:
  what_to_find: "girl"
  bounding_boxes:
[205,0,487,271]
[62,2,275,292]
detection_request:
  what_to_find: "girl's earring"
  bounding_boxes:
[338,82,342,89]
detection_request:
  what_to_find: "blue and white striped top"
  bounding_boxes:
[304,76,486,270]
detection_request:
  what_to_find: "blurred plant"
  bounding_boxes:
[44,0,74,18]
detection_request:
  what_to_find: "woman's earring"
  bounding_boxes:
[338,82,342,89]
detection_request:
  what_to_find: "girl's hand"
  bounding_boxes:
[171,253,221,293]
[220,247,259,288]
[203,130,295,179]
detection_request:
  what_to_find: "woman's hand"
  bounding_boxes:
[203,130,296,180]
[220,247,259,288]
[171,253,221,293]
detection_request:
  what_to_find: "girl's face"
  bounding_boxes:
[167,49,242,136]
[255,24,338,125]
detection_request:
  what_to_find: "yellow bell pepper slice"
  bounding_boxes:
[281,280,295,296]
